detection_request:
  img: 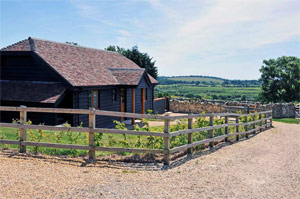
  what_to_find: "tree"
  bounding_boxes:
[105,45,158,79]
[259,56,300,103]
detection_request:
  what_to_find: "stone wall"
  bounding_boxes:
[272,103,295,118]
[169,99,295,118]
[169,100,225,113]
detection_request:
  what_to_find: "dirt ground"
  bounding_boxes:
[0,122,299,199]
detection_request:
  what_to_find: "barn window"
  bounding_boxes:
[112,89,117,102]
[90,90,99,109]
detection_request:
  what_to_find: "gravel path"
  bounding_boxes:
[1,122,299,199]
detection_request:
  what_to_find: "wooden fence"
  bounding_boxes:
[0,106,272,165]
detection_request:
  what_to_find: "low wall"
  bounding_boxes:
[169,99,295,118]
[272,103,295,118]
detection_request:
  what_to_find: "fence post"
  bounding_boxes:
[163,113,171,166]
[259,113,262,132]
[252,115,256,134]
[270,111,273,127]
[244,115,248,139]
[187,117,193,155]
[247,106,250,114]
[236,117,239,141]
[209,115,214,148]
[19,105,27,153]
[88,108,96,161]
[265,113,268,129]
[224,116,228,142]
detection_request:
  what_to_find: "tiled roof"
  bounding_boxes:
[0,81,66,103]
[109,68,146,85]
[147,74,158,84]
[1,37,158,86]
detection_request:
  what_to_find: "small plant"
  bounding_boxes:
[12,119,20,140]
[114,120,127,140]
[94,133,103,146]
[28,124,45,154]
[194,117,209,128]
[141,119,150,131]
[170,120,187,132]
[146,109,153,114]
[133,124,142,148]
[145,136,155,149]
[119,139,130,148]
[108,135,117,147]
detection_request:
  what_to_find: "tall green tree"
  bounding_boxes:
[105,45,158,79]
[259,56,300,103]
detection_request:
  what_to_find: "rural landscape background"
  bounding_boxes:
[155,75,261,101]
[1,0,299,198]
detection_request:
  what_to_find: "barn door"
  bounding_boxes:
[120,88,126,120]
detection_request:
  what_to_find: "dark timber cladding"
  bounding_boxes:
[0,37,158,127]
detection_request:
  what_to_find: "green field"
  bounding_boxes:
[155,84,261,101]
[168,76,224,84]
[156,76,261,101]
[273,118,300,124]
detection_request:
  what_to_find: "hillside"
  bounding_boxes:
[155,75,262,101]
[167,76,225,84]
[158,76,261,86]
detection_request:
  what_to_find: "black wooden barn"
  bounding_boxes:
[0,37,158,128]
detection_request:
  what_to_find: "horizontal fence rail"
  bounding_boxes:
[0,106,272,165]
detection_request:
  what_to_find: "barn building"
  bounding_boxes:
[0,37,158,128]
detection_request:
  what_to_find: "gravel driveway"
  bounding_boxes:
[1,122,299,199]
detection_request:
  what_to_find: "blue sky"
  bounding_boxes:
[1,0,299,80]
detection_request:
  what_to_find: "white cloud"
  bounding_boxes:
[70,0,300,79]
[145,0,300,77]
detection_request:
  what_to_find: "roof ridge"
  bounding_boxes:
[108,69,119,84]
[0,38,29,51]
[29,37,120,55]
[109,68,145,71]
[0,80,63,84]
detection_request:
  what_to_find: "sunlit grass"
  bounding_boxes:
[273,118,300,124]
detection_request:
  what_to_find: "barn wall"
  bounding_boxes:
[97,88,120,128]
[126,88,132,114]
[1,54,61,82]
[135,75,153,113]
[74,88,121,128]
[0,101,56,125]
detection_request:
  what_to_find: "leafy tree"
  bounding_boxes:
[105,45,158,79]
[259,56,300,103]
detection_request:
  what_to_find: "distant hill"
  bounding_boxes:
[158,75,261,87]
[166,75,225,83]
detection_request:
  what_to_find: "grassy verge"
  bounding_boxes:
[273,118,300,124]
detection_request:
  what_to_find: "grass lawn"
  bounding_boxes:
[273,118,300,124]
